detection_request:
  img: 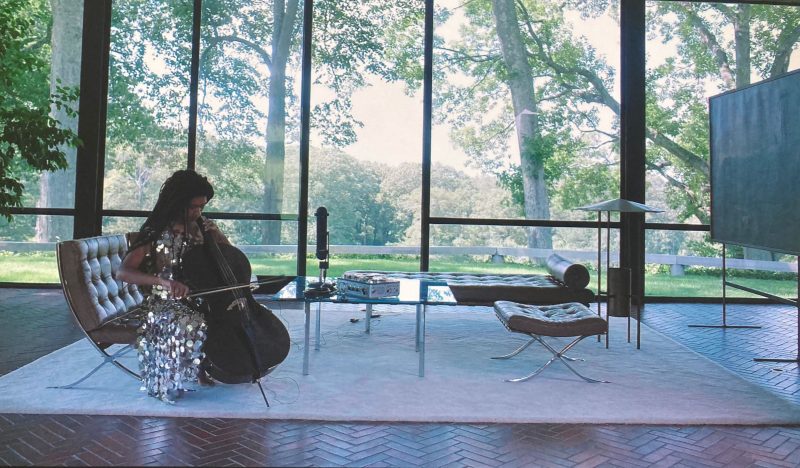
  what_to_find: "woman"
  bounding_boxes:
[117,169,228,403]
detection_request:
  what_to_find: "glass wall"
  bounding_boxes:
[5,0,798,295]
[644,1,800,297]
[214,220,298,276]
[196,0,303,249]
[429,224,604,287]
[103,1,192,212]
[103,1,305,268]
[430,0,620,259]
[0,216,74,283]
[0,2,83,282]
[306,0,425,273]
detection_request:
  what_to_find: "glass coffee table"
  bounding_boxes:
[269,276,456,377]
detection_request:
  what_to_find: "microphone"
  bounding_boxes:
[307,207,333,295]
[315,207,329,260]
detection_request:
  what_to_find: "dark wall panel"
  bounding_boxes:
[710,69,800,255]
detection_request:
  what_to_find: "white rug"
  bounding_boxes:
[1,304,799,424]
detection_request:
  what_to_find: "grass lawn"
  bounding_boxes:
[2,251,795,299]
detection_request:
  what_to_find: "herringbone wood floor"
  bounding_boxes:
[1,288,799,467]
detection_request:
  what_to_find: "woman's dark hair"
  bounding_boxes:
[130,169,214,252]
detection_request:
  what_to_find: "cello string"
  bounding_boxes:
[209,236,241,299]
[199,216,241,294]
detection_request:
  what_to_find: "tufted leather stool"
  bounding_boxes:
[54,234,145,388]
[492,301,608,383]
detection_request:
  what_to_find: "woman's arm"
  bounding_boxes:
[117,244,190,298]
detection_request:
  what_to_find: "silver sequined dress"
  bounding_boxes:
[136,229,207,404]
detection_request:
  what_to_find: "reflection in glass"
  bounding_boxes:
[104,1,192,213]
[26,2,84,241]
[196,1,304,249]
[432,0,620,254]
[308,2,424,251]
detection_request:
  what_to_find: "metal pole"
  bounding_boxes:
[187,0,202,170]
[420,0,434,272]
[687,243,759,329]
[296,0,314,276]
[722,243,727,326]
[606,211,611,269]
[597,212,602,317]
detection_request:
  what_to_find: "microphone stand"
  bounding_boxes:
[316,232,330,288]
[307,206,334,295]
[308,232,334,293]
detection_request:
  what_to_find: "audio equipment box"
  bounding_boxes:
[337,272,400,299]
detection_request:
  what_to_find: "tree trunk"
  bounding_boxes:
[36,0,82,242]
[260,0,297,245]
[262,66,288,245]
[734,4,751,88]
[491,0,552,250]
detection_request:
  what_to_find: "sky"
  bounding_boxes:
[181,2,798,177]
[337,3,623,176]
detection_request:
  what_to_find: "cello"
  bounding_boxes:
[179,217,291,406]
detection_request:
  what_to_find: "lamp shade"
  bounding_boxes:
[575,198,663,213]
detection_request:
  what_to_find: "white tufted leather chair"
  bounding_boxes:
[54,234,145,388]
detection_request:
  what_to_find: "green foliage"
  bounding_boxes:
[3,250,797,300]
[310,149,412,246]
[0,0,80,221]
[410,0,621,248]
[646,3,800,230]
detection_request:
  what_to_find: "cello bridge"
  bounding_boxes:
[227,297,248,312]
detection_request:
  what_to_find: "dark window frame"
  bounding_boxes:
[5,0,795,303]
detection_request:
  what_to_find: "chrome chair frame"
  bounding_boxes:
[492,334,609,383]
[51,235,143,389]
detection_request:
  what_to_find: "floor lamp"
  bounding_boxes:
[575,198,662,349]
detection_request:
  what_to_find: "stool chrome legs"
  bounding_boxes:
[496,334,609,384]
[492,337,583,362]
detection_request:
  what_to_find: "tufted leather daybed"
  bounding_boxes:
[492,301,608,383]
[55,234,145,387]
[346,254,595,306]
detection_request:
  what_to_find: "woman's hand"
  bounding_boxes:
[161,278,190,299]
[202,217,221,235]
[200,216,231,245]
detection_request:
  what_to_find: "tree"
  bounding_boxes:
[379,162,524,248]
[413,0,799,259]
[645,2,800,259]
[0,0,79,226]
[309,149,412,246]
[34,0,82,241]
[422,0,615,250]
[104,0,419,246]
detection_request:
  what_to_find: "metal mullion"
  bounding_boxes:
[430,217,603,229]
[297,0,313,276]
[645,223,709,232]
[8,208,76,216]
[73,0,112,239]
[101,209,298,222]
[620,0,647,326]
[420,0,433,272]
[187,0,202,170]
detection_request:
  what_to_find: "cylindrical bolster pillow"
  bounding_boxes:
[546,253,590,289]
